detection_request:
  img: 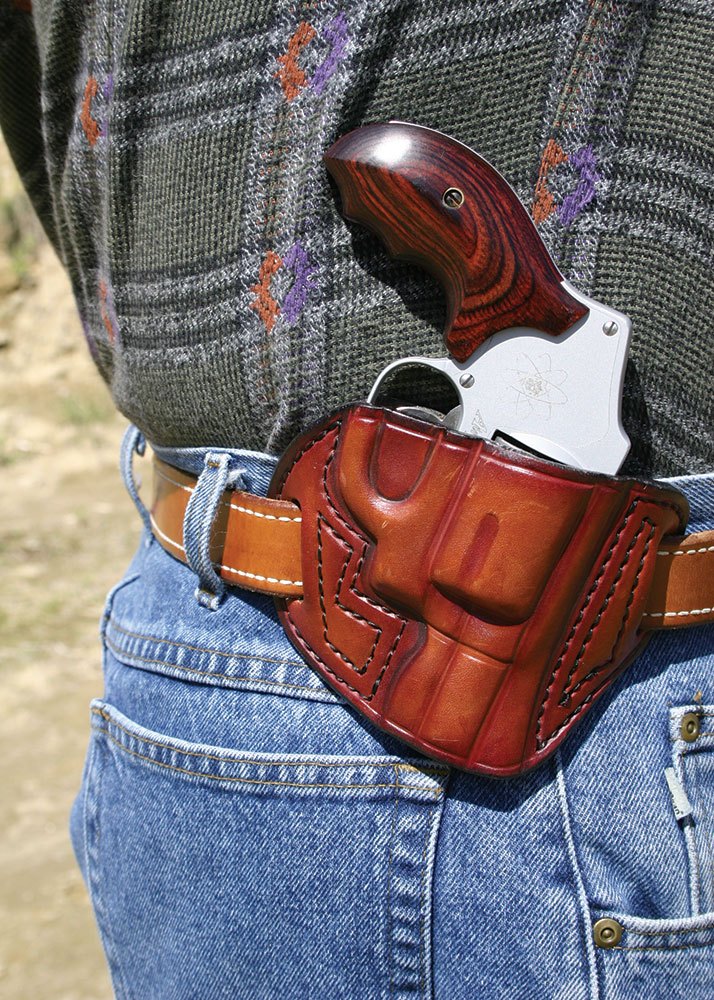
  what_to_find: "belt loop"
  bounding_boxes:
[183,452,245,610]
[120,424,152,535]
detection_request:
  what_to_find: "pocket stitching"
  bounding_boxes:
[108,616,307,669]
[106,628,328,695]
[92,707,446,794]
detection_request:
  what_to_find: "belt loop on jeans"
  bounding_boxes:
[120,425,152,534]
[183,452,246,610]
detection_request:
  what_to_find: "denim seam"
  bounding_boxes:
[673,743,702,915]
[610,940,714,952]
[693,754,714,911]
[106,629,321,693]
[86,729,132,999]
[381,764,444,999]
[688,755,705,914]
[421,773,449,1000]
[80,734,98,947]
[386,782,399,1000]
[418,805,433,1000]
[99,575,142,646]
[91,707,445,779]
[104,638,330,705]
[615,923,714,937]
[95,724,443,793]
[555,752,601,1000]
[107,616,307,668]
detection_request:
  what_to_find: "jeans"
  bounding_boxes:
[70,437,714,999]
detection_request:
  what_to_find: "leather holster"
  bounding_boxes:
[269,404,689,777]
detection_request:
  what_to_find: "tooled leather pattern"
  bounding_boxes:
[535,504,657,751]
[272,405,687,776]
[279,418,411,703]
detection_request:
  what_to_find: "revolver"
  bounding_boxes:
[324,122,631,475]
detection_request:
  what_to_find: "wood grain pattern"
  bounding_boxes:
[324,122,588,361]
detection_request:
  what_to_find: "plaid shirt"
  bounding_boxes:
[1,0,712,475]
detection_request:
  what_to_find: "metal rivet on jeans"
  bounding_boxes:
[593,918,623,949]
[680,712,701,742]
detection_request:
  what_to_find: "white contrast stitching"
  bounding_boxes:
[149,515,302,588]
[230,503,301,523]
[151,515,186,553]
[219,566,303,587]
[154,464,302,522]
[155,465,193,494]
[656,545,714,557]
[643,607,713,619]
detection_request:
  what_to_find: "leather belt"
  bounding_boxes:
[150,454,714,630]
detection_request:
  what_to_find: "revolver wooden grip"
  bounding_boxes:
[324,122,587,361]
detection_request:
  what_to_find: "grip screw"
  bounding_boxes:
[443,187,464,209]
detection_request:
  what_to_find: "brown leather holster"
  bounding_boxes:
[269,404,690,777]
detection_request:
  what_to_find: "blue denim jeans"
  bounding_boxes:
[71,437,714,999]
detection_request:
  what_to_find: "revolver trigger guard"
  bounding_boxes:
[367,356,467,431]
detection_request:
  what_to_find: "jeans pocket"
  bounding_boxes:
[582,703,714,998]
[77,698,448,1000]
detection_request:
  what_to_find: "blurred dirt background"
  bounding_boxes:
[0,138,138,998]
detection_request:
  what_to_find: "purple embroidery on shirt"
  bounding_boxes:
[81,318,100,362]
[281,240,317,325]
[558,145,600,227]
[310,12,349,95]
[100,74,114,137]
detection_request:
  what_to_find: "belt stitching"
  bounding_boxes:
[154,464,302,522]
[150,513,303,587]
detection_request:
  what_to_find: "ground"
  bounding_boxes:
[0,140,137,999]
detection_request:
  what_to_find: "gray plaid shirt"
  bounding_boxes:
[1,0,712,476]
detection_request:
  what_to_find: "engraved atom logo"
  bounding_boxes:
[507,354,568,419]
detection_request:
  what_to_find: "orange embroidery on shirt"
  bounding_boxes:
[532,139,568,225]
[275,22,317,101]
[80,76,101,147]
[250,251,283,332]
[99,279,116,343]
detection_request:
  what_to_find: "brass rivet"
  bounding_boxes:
[593,918,624,949]
[443,187,464,209]
[681,712,701,743]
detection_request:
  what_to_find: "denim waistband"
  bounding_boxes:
[152,442,278,497]
[660,471,714,533]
